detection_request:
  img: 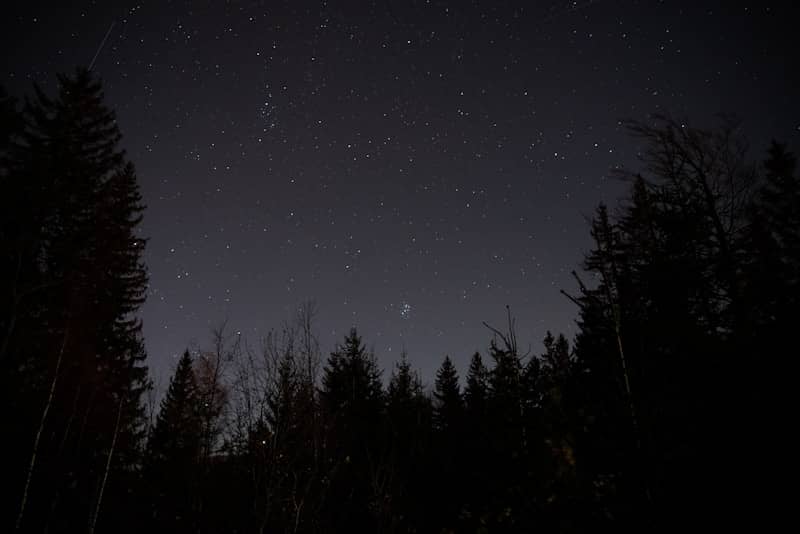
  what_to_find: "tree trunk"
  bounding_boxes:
[89,395,124,534]
[15,326,69,531]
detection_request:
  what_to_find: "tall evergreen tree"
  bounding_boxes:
[386,353,428,436]
[384,353,432,530]
[756,142,799,266]
[464,352,488,418]
[461,352,491,527]
[433,355,462,432]
[538,332,577,511]
[149,351,202,463]
[432,356,465,530]
[745,142,800,339]
[565,117,779,531]
[320,328,383,431]
[146,350,202,533]
[3,69,150,533]
[319,328,383,531]
[487,338,525,437]
[738,142,799,524]
[486,335,530,528]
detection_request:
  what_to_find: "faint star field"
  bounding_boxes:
[2,1,797,385]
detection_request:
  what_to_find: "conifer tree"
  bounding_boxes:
[738,142,799,521]
[565,117,774,530]
[432,356,465,529]
[384,353,432,529]
[320,328,383,422]
[539,332,575,482]
[433,355,462,432]
[461,352,490,525]
[486,336,528,526]
[386,353,428,436]
[149,351,202,464]
[750,142,800,324]
[488,339,524,424]
[319,328,383,531]
[5,69,150,533]
[146,350,202,532]
[464,352,488,417]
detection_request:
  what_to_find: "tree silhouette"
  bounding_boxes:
[146,351,203,533]
[736,141,799,526]
[149,351,202,462]
[464,352,488,418]
[383,353,432,530]
[4,68,795,532]
[433,355,462,432]
[319,328,383,531]
[431,355,464,529]
[3,69,150,533]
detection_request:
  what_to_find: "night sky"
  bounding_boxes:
[3,1,798,385]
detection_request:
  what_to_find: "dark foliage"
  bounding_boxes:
[145,350,203,533]
[1,69,150,533]
[3,72,793,532]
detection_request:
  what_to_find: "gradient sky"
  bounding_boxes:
[2,1,798,386]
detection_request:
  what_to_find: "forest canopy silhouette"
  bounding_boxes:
[1,70,796,533]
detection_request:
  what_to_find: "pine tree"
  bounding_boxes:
[564,117,774,530]
[738,142,799,523]
[461,352,490,526]
[384,353,432,530]
[320,328,383,421]
[486,336,529,526]
[146,351,202,533]
[433,355,462,432]
[386,353,427,437]
[541,332,571,386]
[539,332,575,482]
[319,328,383,531]
[749,141,800,331]
[464,352,488,417]
[432,356,465,530]
[149,351,202,464]
[488,339,524,420]
[759,142,799,264]
[2,69,152,533]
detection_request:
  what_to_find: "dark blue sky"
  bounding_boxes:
[3,1,798,386]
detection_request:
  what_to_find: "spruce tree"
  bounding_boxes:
[541,332,571,385]
[386,354,428,445]
[464,352,488,417]
[461,352,490,526]
[147,350,202,532]
[320,328,383,421]
[319,328,383,531]
[759,142,799,265]
[739,142,799,522]
[486,337,528,526]
[750,141,800,331]
[5,69,150,533]
[432,356,465,529]
[567,117,772,530]
[149,351,202,464]
[385,353,432,530]
[433,355,462,432]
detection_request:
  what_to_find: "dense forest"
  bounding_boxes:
[1,70,796,533]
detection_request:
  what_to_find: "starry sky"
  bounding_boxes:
[3,1,798,385]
